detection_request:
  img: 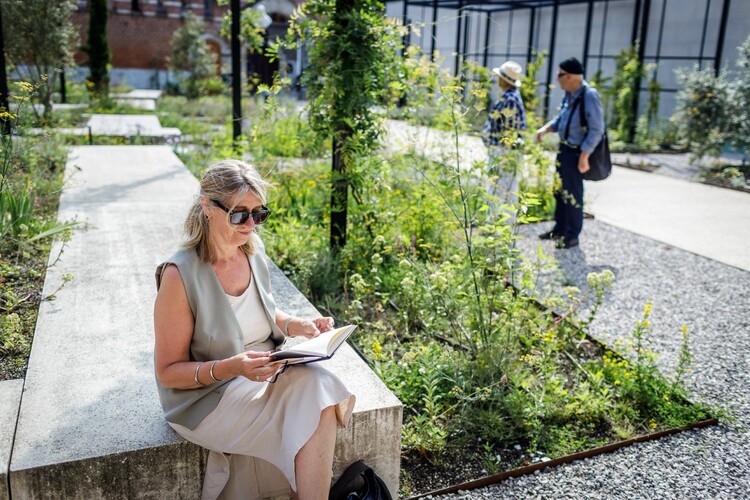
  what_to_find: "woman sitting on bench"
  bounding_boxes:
[153,159,355,499]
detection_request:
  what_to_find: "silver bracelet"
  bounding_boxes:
[209,361,223,383]
[194,361,207,387]
[283,317,294,336]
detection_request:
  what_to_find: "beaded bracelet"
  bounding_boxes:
[209,361,223,383]
[194,361,207,387]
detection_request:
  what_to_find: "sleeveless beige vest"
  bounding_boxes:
[154,236,285,429]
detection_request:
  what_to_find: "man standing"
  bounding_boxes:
[535,57,604,249]
[482,60,527,224]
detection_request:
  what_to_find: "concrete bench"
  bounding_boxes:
[8,146,402,498]
[111,90,164,111]
[0,380,23,500]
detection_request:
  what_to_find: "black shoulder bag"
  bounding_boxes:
[565,87,612,181]
[329,461,393,500]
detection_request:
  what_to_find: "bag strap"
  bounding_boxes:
[563,96,582,143]
[579,85,589,130]
[329,460,371,500]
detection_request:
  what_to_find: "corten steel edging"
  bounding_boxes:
[405,417,718,499]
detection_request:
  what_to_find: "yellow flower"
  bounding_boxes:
[644,302,652,317]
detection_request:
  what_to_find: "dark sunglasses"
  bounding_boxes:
[211,199,271,225]
[557,72,569,78]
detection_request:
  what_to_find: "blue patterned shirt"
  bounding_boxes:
[482,87,527,149]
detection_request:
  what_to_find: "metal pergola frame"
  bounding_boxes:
[389,0,733,132]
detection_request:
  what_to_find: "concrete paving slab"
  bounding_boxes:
[111,90,163,100]
[110,90,163,111]
[10,146,401,498]
[385,119,487,170]
[112,98,156,111]
[0,380,23,500]
[585,166,750,272]
[85,114,181,137]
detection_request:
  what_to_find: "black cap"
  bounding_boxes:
[559,57,584,75]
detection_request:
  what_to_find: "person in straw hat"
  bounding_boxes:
[482,60,528,225]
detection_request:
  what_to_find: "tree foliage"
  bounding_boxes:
[604,44,648,143]
[86,0,110,97]
[169,12,219,100]
[277,0,403,248]
[520,50,546,126]
[725,36,750,155]
[674,35,750,159]
[675,66,727,157]
[1,0,79,122]
[218,3,266,54]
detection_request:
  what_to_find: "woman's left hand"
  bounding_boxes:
[288,316,335,338]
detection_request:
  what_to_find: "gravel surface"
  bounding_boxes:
[431,219,750,499]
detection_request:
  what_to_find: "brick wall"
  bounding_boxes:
[73,1,226,70]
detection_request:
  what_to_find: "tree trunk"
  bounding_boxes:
[329,0,355,251]
[0,2,10,135]
[88,0,110,95]
[329,137,348,249]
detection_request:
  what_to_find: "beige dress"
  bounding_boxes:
[169,273,355,499]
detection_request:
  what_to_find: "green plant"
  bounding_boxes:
[725,35,750,160]
[598,303,714,430]
[0,313,29,356]
[605,44,648,143]
[674,65,728,158]
[520,50,546,125]
[218,2,267,55]
[0,97,78,381]
[277,0,404,248]
[170,12,219,100]
[462,59,493,132]
[2,0,79,123]
[672,35,750,161]
[0,179,34,240]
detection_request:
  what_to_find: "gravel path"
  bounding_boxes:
[432,220,750,499]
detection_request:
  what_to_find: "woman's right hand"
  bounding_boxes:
[230,351,279,382]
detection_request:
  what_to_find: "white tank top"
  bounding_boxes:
[225,273,273,349]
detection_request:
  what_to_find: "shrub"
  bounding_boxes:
[170,12,219,100]
[674,65,728,158]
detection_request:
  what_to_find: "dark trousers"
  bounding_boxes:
[553,144,584,241]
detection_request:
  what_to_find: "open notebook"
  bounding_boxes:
[270,324,357,365]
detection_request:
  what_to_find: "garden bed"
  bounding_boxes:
[403,416,718,498]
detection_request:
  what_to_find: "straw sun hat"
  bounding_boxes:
[491,61,523,87]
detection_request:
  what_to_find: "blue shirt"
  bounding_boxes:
[482,87,527,148]
[548,83,604,155]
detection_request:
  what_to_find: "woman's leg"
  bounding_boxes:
[294,405,338,499]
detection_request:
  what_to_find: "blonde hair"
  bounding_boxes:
[183,160,272,262]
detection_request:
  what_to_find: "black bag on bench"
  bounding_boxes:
[329,460,393,500]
